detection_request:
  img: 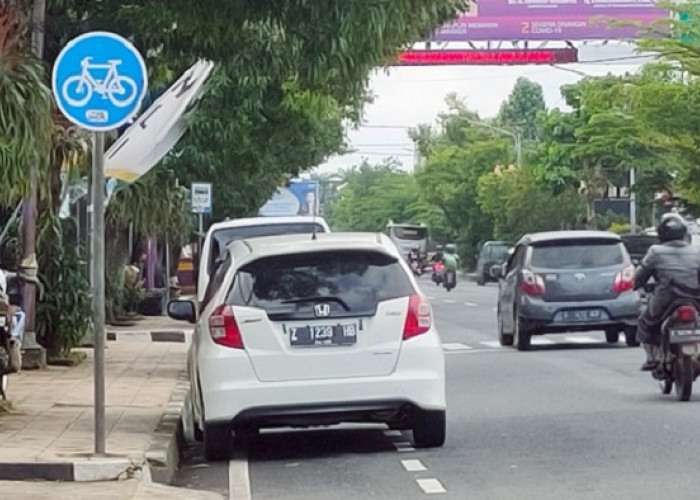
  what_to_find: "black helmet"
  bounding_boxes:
[657,213,688,243]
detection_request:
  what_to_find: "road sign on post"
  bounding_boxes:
[191,182,213,214]
[52,31,147,457]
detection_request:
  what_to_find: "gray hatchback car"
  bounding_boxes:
[496,230,641,351]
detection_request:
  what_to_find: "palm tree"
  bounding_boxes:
[0,1,53,207]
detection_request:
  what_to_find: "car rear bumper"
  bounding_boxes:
[519,291,640,332]
[198,335,446,424]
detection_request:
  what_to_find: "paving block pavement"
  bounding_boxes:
[0,479,223,499]
[0,316,193,484]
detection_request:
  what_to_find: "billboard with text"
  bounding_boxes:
[434,0,668,41]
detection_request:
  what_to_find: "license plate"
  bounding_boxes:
[555,309,608,322]
[670,329,700,336]
[289,324,357,346]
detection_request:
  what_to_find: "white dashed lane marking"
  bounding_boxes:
[416,478,447,494]
[402,459,427,472]
[464,302,477,307]
[384,429,403,438]
[564,335,603,344]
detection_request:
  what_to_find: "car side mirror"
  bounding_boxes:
[167,299,197,324]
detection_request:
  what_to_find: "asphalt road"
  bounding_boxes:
[175,277,700,499]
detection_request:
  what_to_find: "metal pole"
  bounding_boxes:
[92,132,106,455]
[198,213,204,253]
[515,131,522,169]
[18,0,48,369]
[630,167,637,234]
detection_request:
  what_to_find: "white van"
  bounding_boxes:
[196,216,331,304]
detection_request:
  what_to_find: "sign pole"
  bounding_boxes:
[92,131,106,455]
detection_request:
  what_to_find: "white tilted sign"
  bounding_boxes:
[105,59,215,183]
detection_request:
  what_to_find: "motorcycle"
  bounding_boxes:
[432,262,444,285]
[0,271,24,401]
[443,267,456,292]
[651,299,700,401]
[410,259,423,277]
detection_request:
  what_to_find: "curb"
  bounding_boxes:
[0,457,150,482]
[145,372,190,484]
[106,330,188,343]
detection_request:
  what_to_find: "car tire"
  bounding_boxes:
[514,313,531,351]
[605,329,620,344]
[624,326,640,347]
[412,409,446,448]
[498,309,514,346]
[477,276,485,286]
[203,422,232,461]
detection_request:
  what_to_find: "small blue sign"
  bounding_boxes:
[52,31,148,132]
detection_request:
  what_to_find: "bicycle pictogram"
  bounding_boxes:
[62,57,138,108]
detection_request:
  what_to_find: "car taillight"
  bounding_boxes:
[520,269,545,297]
[403,295,432,340]
[612,265,635,293]
[209,304,244,349]
[676,305,698,323]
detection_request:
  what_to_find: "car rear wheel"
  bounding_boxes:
[605,329,620,344]
[624,326,640,347]
[498,310,514,346]
[203,422,232,461]
[514,313,531,351]
[412,409,446,448]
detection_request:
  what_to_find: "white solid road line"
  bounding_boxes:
[229,451,251,500]
[531,337,556,345]
[564,336,603,344]
[442,342,473,351]
[479,340,503,349]
[401,459,427,472]
[416,478,447,494]
[384,429,403,437]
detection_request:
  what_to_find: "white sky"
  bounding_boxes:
[313,41,654,175]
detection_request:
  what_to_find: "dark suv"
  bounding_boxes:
[496,231,641,351]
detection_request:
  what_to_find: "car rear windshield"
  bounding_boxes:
[392,227,427,240]
[488,245,511,260]
[529,239,625,269]
[210,223,326,272]
[227,250,414,315]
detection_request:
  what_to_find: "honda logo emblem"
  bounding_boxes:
[314,303,331,317]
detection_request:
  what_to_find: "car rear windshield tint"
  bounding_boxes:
[210,223,326,272]
[227,250,414,314]
[530,240,625,269]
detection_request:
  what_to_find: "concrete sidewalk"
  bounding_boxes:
[0,316,200,494]
[0,479,222,499]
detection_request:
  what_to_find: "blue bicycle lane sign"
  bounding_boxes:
[52,31,148,132]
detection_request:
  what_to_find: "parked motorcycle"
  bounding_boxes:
[432,262,444,285]
[652,299,700,401]
[0,270,24,401]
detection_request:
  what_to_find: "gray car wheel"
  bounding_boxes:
[514,312,531,351]
[498,309,514,346]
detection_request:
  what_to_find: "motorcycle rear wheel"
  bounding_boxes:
[675,355,694,402]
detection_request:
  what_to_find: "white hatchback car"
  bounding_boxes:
[168,232,446,460]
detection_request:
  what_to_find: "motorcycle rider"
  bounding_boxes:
[442,244,460,284]
[635,213,700,371]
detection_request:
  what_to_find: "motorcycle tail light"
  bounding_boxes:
[676,305,697,323]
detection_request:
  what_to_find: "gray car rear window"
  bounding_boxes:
[530,240,625,269]
[227,250,414,313]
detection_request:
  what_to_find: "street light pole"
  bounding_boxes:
[454,117,522,168]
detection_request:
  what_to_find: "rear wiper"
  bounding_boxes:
[281,296,351,311]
